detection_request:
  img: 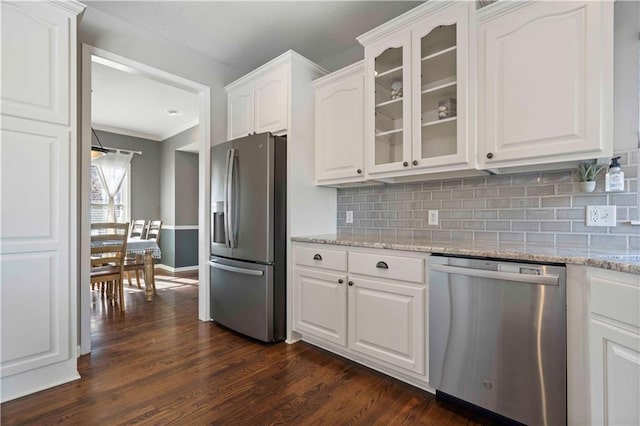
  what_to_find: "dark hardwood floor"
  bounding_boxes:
[2,272,492,425]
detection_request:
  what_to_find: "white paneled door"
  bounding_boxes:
[0,0,83,402]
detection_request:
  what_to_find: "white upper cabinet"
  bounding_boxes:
[227,84,253,140]
[365,31,413,175]
[226,53,304,140]
[1,2,70,125]
[411,4,471,171]
[314,61,365,185]
[358,2,474,180]
[254,63,289,135]
[478,1,613,168]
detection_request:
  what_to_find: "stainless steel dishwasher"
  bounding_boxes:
[429,255,566,426]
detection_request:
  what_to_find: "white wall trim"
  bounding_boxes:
[156,264,199,273]
[162,225,199,230]
[81,44,212,355]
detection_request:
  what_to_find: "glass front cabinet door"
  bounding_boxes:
[364,31,412,175]
[411,3,470,171]
[362,3,472,179]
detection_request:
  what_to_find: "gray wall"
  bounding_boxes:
[160,126,199,226]
[93,130,161,220]
[159,126,199,268]
[176,151,199,226]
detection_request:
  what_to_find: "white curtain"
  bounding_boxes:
[93,152,134,222]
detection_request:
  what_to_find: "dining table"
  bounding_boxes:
[126,238,161,302]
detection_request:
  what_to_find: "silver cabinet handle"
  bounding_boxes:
[430,264,559,286]
[209,261,263,276]
[313,254,322,260]
[376,261,389,269]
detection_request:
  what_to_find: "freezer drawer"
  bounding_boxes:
[209,257,275,342]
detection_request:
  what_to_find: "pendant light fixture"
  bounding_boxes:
[91,127,109,159]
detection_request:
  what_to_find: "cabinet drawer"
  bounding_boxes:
[294,246,347,272]
[349,252,424,283]
[591,274,640,328]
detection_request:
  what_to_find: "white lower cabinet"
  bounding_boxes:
[588,268,640,426]
[292,243,428,388]
[294,268,347,346]
[348,277,424,375]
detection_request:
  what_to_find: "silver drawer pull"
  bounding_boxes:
[376,261,389,269]
[313,254,322,261]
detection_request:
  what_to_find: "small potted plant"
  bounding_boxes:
[577,161,605,192]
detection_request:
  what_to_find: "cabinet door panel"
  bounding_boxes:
[1,2,69,125]
[480,2,611,165]
[590,320,640,426]
[411,3,470,170]
[315,72,364,182]
[294,268,347,346]
[227,84,253,140]
[254,64,289,135]
[0,117,70,378]
[365,32,412,175]
[348,277,424,374]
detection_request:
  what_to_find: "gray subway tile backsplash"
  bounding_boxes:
[336,149,639,249]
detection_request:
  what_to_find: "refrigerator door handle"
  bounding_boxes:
[226,148,236,248]
[209,260,264,276]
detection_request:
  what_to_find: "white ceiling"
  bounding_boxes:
[92,60,200,141]
[85,1,422,72]
[87,1,422,142]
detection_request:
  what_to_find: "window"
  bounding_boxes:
[90,164,129,223]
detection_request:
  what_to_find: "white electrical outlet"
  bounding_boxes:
[428,210,439,226]
[346,211,353,224]
[586,206,616,227]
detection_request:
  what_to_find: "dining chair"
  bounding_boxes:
[125,219,147,288]
[129,220,148,239]
[125,220,161,291]
[91,222,129,311]
[146,220,162,243]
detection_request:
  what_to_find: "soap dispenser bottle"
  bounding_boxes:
[605,156,624,192]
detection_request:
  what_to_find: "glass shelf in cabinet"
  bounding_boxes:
[422,116,457,128]
[375,97,403,120]
[376,66,403,90]
[421,47,456,87]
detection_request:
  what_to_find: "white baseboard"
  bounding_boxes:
[156,264,199,273]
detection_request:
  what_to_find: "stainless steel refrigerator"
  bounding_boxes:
[209,132,286,342]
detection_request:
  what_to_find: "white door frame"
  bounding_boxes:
[80,45,212,354]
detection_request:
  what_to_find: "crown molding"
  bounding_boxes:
[356,1,455,46]
[312,60,364,87]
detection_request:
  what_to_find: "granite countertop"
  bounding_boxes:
[291,234,640,275]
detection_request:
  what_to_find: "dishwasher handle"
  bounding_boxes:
[430,263,559,286]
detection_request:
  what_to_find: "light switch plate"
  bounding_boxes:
[346,211,353,224]
[586,206,616,227]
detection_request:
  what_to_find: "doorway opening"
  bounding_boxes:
[80,45,211,354]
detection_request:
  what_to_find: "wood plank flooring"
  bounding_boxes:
[2,272,493,425]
